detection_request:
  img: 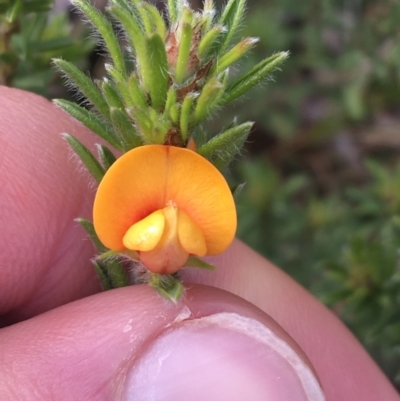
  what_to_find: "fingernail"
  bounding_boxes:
[122,312,325,401]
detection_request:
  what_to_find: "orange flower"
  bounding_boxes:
[93,145,236,274]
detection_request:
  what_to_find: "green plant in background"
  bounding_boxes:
[230,0,400,388]
[0,0,93,95]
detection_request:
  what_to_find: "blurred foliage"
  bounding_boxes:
[227,0,400,388]
[2,0,400,390]
[0,0,93,95]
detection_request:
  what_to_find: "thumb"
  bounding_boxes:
[0,285,324,401]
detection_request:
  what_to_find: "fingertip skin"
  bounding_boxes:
[0,87,99,319]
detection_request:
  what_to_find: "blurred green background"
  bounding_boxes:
[1,0,400,390]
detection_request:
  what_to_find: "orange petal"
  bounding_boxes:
[123,209,165,251]
[178,208,207,256]
[93,145,236,254]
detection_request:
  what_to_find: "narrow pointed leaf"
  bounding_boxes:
[109,5,146,62]
[99,80,125,109]
[180,92,196,141]
[175,23,193,84]
[217,0,246,54]
[93,258,129,290]
[127,74,148,109]
[76,218,108,253]
[198,121,253,169]
[110,107,142,150]
[221,51,289,105]
[63,133,105,183]
[214,37,259,74]
[194,78,224,123]
[54,99,121,149]
[53,59,110,119]
[96,144,117,170]
[168,0,179,24]
[141,33,169,110]
[72,0,126,76]
[142,2,167,39]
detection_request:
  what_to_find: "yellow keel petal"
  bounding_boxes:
[123,209,165,251]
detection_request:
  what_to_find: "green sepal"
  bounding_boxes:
[221,51,289,105]
[93,258,129,290]
[54,99,121,149]
[150,273,184,302]
[175,22,193,84]
[76,218,108,253]
[142,33,169,110]
[72,0,126,76]
[216,0,247,55]
[96,144,117,170]
[198,121,253,169]
[110,107,142,150]
[194,78,224,123]
[184,256,216,270]
[62,133,105,183]
[53,59,110,120]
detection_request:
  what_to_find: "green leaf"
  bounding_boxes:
[54,99,121,149]
[221,51,289,105]
[217,0,247,54]
[194,78,224,123]
[93,258,129,290]
[63,133,105,183]
[197,25,225,59]
[214,37,259,74]
[99,80,125,109]
[167,0,179,24]
[180,92,197,141]
[72,0,126,76]
[175,22,193,84]
[53,59,110,120]
[198,121,253,169]
[127,74,148,109]
[184,256,216,270]
[109,4,146,63]
[141,2,166,39]
[96,144,117,170]
[141,33,169,110]
[110,107,142,150]
[76,218,108,253]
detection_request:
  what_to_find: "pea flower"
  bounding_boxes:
[93,145,236,275]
